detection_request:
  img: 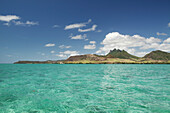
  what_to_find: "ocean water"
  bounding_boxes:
[0,64,169,113]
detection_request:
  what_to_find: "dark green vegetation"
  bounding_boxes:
[106,49,139,59]
[144,50,170,60]
[14,49,170,64]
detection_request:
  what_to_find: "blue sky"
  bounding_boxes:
[0,0,170,63]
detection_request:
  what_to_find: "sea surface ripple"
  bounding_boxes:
[0,64,170,113]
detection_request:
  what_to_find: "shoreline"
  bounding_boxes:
[14,62,170,64]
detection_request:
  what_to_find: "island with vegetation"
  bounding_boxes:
[14,49,170,64]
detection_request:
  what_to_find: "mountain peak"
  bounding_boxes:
[109,48,124,53]
[106,49,138,59]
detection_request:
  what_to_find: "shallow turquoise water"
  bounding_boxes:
[0,64,170,113]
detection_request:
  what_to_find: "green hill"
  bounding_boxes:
[106,49,138,59]
[144,50,170,60]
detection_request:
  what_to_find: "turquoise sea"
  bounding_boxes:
[0,64,169,113]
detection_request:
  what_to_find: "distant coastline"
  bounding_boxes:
[14,49,170,64]
[14,61,170,64]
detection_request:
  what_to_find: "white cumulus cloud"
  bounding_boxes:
[96,32,170,56]
[51,51,55,53]
[78,25,97,32]
[168,22,170,27]
[59,45,71,49]
[156,32,167,36]
[13,21,38,26]
[45,43,55,47]
[0,15,20,22]
[163,38,170,43]
[59,50,79,57]
[0,15,39,27]
[90,41,96,44]
[135,52,149,57]
[145,37,161,43]
[60,50,78,55]
[65,19,91,30]
[56,54,67,58]
[84,45,96,49]
[70,34,87,40]
[84,41,96,49]
[140,43,160,50]
[157,43,170,52]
